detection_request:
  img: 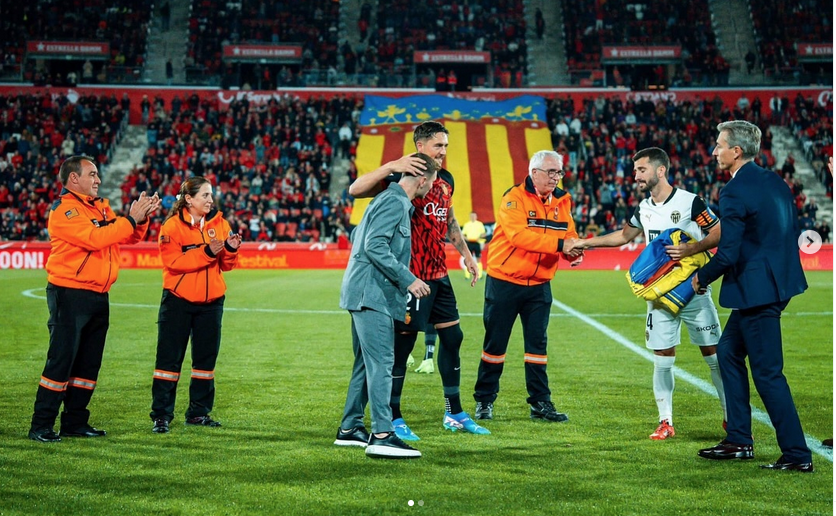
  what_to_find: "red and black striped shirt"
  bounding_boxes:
[385,168,455,280]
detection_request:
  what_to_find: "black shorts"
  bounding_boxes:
[395,275,460,332]
[466,241,482,258]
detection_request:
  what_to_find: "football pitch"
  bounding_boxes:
[0,268,832,515]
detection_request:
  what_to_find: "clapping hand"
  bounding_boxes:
[225,233,242,250]
[146,192,162,217]
[207,238,224,256]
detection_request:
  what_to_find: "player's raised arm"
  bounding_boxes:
[348,154,427,198]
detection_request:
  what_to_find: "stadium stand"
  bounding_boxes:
[118,92,359,243]
[4,1,151,85]
[0,92,129,241]
[374,0,527,88]
[563,0,729,87]
[749,0,833,83]
[187,0,340,88]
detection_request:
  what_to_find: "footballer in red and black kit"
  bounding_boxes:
[347,121,489,439]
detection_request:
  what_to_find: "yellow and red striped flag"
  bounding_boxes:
[351,95,553,225]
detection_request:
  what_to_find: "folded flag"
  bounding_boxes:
[627,228,712,313]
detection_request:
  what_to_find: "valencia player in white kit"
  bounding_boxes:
[576,147,727,440]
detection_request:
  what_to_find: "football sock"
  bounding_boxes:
[391,332,418,421]
[653,354,676,424]
[444,389,463,415]
[424,327,437,360]
[436,324,464,411]
[703,353,727,420]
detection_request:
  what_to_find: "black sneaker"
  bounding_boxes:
[530,401,568,422]
[475,401,494,420]
[365,432,421,459]
[185,415,221,427]
[334,426,371,447]
[152,418,170,434]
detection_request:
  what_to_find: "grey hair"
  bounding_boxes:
[529,150,563,175]
[717,120,761,160]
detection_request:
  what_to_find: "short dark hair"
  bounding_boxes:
[632,147,670,171]
[59,155,96,184]
[413,121,449,145]
[414,152,439,177]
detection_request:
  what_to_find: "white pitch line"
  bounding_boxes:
[551,299,833,462]
[21,289,833,320]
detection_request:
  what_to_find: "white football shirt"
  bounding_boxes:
[628,188,718,243]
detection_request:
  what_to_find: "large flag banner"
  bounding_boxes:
[351,95,552,225]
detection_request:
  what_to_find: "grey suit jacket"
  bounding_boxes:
[339,183,417,320]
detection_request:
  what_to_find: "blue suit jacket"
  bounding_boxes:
[339,183,417,320]
[697,161,807,309]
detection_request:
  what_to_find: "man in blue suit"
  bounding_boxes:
[334,153,436,459]
[694,120,812,472]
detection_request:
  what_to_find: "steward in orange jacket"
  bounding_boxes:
[486,176,579,286]
[474,151,581,423]
[47,188,149,293]
[159,206,238,303]
[150,177,241,432]
[30,155,161,443]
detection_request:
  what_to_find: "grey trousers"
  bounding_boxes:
[340,308,395,434]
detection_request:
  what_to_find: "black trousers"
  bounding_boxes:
[150,290,224,422]
[32,283,109,430]
[720,300,812,462]
[474,276,552,404]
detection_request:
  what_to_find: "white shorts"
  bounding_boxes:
[644,286,721,351]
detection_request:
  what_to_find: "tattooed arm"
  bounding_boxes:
[447,206,479,286]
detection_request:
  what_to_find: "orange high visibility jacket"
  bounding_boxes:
[159,208,239,303]
[486,176,579,286]
[46,188,149,293]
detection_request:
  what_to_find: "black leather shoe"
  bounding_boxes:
[698,440,754,460]
[760,456,814,473]
[28,427,61,443]
[60,425,107,437]
[334,426,370,447]
[152,418,170,434]
[530,401,568,422]
[185,415,221,427]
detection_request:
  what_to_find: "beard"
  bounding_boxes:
[639,176,658,192]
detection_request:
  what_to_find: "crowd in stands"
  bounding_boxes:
[2,1,151,85]
[546,92,832,241]
[749,0,833,82]
[119,92,360,244]
[564,0,730,87]
[371,0,527,88]
[188,0,340,84]
[0,92,129,240]
[0,90,831,245]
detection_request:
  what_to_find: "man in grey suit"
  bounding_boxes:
[334,153,437,459]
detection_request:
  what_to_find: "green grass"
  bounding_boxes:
[0,269,831,516]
